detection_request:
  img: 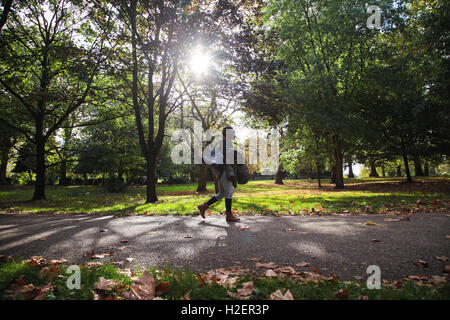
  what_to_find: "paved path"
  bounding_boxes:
[0,212,449,280]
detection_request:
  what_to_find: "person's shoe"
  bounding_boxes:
[198,203,209,219]
[226,211,240,222]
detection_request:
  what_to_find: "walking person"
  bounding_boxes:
[198,126,240,222]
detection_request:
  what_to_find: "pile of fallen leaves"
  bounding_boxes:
[91,270,169,300]
[3,256,67,300]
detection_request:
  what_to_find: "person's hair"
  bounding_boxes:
[222,126,234,137]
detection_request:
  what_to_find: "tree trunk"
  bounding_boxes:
[274,163,284,185]
[402,153,413,183]
[59,160,68,185]
[369,160,379,177]
[424,162,429,176]
[414,158,424,176]
[146,154,158,203]
[33,134,46,200]
[197,163,208,192]
[381,165,386,177]
[317,162,321,188]
[330,165,336,184]
[396,165,402,177]
[333,134,344,189]
[347,159,355,178]
[0,148,9,184]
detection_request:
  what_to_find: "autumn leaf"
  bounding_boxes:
[384,218,400,222]
[275,267,296,275]
[120,240,129,243]
[371,239,381,242]
[414,259,428,267]
[435,256,448,261]
[270,289,294,300]
[155,282,170,296]
[248,257,261,262]
[265,269,278,277]
[122,270,155,300]
[333,288,349,300]
[236,281,254,297]
[255,262,277,269]
[364,222,376,226]
[284,228,296,232]
[310,267,322,275]
[94,277,120,291]
[295,262,309,267]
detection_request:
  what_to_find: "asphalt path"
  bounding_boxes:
[0,212,449,280]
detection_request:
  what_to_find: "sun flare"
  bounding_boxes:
[189,48,212,77]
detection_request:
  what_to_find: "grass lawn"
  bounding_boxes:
[1,258,449,300]
[0,177,449,216]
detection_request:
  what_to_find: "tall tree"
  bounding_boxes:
[0,0,112,199]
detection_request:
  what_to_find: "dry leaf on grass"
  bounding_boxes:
[122,270,155,300]
[236,281,254,297]
[155,282,170,296]
[94,277,120,291]
[333,288,349,300]
[270,289,294,300]
[265,269,278,277]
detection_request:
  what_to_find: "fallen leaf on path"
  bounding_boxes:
[120,240,129,243]
[184,235,192,238]
[310,267,322,275]
[86,262,103,268]
[248,258,261,262]
[414,259,428,267]
[236,226,250,231]
[39,238,47,241]
[284,228,296,232]
[295,262,309,267]
[275,267,296,275]
[364,222,376,226]
[208,252,216,255]
[90,254,106,259]
[400,217,410,221]
[371,239,381,242]
[270,289,294,300]
[435,256,448,261]
[255,262,277,269]
[384,218,400,222]
[145,232,156,235]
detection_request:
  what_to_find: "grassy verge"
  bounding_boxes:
[1,258,449,300]
[0,178,449,216]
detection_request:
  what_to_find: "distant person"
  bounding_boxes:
[198,126,240,222]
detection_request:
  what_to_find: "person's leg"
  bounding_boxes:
[198,172,226,218]
[222,172,240,222]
